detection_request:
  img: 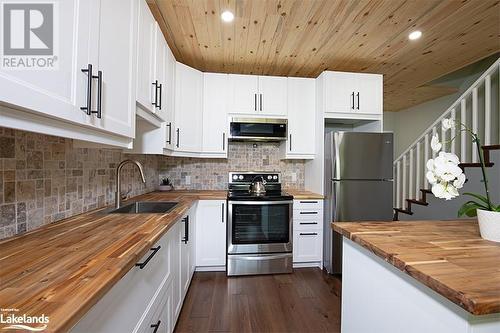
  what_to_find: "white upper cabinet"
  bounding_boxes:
[94,0,137,138]
[153,25,169,121]
[228,74,287,116]
[281,78,315,159]
[0,0,136,144]
[136,0,155,114]
[0,0,92,127]
[322,71,383,118]
[174,62,202,153]
[164,46,176,149]
[202,73,228,157]
[228,74,259,114]
[258,76,287,116]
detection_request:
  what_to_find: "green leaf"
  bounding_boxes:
[463,192,490,206]
[493,204,500,212]
[458,201,486,217]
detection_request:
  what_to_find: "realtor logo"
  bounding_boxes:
[1,1,58,69]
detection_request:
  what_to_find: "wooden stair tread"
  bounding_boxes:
[459,162,494,168]
[407,199,429,206]
[482,144,500,150]
[394,208,413,215]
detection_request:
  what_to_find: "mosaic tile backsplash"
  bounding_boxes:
[0,127,305,240]
[158,142,305,190]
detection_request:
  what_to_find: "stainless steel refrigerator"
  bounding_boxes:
[324,131,394,274]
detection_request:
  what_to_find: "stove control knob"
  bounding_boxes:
[267,175,272,180]
[273,175,278,180]
[238,175,244,180]
[232,175,238,180]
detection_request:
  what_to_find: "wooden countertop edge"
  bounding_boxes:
[331,222,497,316]
[0,191,226,333]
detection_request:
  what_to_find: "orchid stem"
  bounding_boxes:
[474,135,493,211]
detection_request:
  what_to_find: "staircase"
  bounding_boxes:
[393,58,500,220]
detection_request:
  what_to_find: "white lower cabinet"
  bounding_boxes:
[195,200,227,269]
[70,208,196,333]
[292,200,323,266]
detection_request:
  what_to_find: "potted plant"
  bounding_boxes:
[426,118,500,242]
[159,178,174,191]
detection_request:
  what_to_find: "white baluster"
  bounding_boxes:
[396,161,401,209]
[472,87,478,163]
[416,141,421,199]
[432,127,437,158]
[450,108,456,154]
[402,154,407,209]
[485,75,491,145]
[441,119,446,151]
[424,133,430,189]
[461,98,467,162]
[409,148,414,200]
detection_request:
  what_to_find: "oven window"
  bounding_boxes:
[232,204,290,244]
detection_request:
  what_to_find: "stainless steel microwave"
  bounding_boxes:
[228,118,287,142]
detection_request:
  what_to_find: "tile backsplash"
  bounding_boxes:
[0,127,305,240]
[158,142,305,190]
[0,127,158,239]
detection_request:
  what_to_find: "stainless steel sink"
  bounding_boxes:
[107,201,178,214]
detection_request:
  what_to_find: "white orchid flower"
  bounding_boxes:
[430,134,442,152]
[442,118,454,131]
[426,171,437,184]
[426,159,435,171]
[453,173,466,189]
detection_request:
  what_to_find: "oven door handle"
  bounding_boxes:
[227,200,293,205]
[234,254,292,261]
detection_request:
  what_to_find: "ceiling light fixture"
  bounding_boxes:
[221,10,234,22]
[408,30,422,40]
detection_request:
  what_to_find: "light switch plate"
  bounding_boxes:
[185,175,191,185]
[291,172,297,182]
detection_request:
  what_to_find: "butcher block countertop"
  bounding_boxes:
[0,190,226,333]
[332,220,500,315]
[285,189,324,199]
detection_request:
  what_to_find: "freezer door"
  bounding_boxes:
[332,132,393,180]
[330,180,393,274]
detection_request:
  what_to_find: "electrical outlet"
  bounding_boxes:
[185,175,191,185]
[291,172,297,182]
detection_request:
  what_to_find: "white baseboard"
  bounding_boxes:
[293,261,322,268]
[195,266,226,272]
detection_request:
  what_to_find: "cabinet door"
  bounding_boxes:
[203,73,228,156]
[356,73,383,115]
[325,72,357,113]
[188,208,197,278]
[174,62,202,152]
[95,0,136,138]
[293,229,323,263]
[258,76,287,116]
[195,200,226,267]
[228,74,258,114]
[153,25,168,121]
[164,46,176,149]
[136,0,156,113]
[172,222,182,320]
[0,0,93,126]
[179,215,191,297]
[286,78,315,157]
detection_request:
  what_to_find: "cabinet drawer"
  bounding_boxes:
[293,209,323,221]
[134,278,173,333]
[71,225,175,333]
[294,218,322,230]
[293,229,323,263]
[293,200,323,211]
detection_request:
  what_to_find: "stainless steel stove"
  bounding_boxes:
[226,172,293,276]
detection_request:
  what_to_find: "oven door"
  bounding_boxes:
[227,200,293,254]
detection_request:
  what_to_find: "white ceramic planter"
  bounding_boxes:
[477,209,500,242]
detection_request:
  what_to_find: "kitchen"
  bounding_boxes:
[1,0,500,332]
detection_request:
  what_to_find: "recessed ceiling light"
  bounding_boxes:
[221,10,234,22]
[408,30,422,40]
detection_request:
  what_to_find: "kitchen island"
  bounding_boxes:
[333,220,500,333]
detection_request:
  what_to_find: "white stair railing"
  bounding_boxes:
[394,57,500,210]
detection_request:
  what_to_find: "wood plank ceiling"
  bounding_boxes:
[149,0,500,111]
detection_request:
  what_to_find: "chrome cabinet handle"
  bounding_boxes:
[135,246,161,269]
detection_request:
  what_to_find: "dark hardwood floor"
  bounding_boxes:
[174,268,342,333]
